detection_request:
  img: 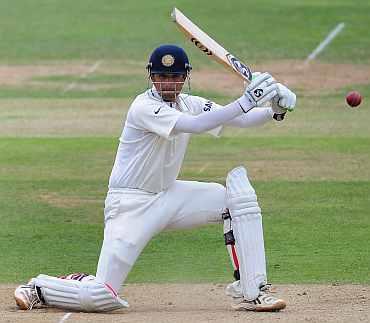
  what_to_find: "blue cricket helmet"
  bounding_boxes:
[147,44,192,75]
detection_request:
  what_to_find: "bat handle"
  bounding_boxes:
[273,112,286,121]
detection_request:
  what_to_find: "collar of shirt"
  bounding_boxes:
[149,86,162,101]
[148,87,181,109]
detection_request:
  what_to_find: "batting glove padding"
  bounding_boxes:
[243,72,278,108]
[272,83,297,113]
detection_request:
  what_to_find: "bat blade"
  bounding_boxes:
[171,7,252,83]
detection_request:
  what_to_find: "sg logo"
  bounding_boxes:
[254,88,263,97]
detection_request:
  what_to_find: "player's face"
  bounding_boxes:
[151,73,186,102]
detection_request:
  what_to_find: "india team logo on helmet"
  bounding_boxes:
[161,54,175,67]
[147,44,192,75]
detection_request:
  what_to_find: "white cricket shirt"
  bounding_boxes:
[108,88,223,193]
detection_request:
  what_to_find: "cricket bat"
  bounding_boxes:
[171,7,253,83]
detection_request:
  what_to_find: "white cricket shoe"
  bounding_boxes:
[226,281,276,299]
[225,280,243,298]
[232,292,286,312]
[14,279,42,310]
[226,281,285,312]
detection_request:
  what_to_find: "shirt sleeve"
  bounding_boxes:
[190,96,224,137]
[130,101,183,139]
[226,107,273,128]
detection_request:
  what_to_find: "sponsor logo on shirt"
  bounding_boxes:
[154,107,162,114]
[203,101,213,112]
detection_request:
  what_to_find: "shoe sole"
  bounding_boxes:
[233,300,286,312]
[255,300,286,312]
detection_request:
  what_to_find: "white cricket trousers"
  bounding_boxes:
[96,180,226,292]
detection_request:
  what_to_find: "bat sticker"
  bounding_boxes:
[226,54,252,81]
[190,38,213,56]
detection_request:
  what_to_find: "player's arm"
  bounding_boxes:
[172,72,277,134]
[225,107,274,128]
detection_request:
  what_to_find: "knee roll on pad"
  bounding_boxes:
[35,274,129,312]
[228,195,261,219]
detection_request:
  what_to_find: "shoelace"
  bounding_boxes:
[260,283,271,292]
[28,296,39,310]
[260,283,277,294]
[21,285,41,310]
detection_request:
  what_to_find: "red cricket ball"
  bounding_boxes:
[346,91,362,107]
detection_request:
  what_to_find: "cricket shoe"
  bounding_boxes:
[232,292,286,312]
[225,280,243,298]
[14,279,42,310]
[226,281,276,299]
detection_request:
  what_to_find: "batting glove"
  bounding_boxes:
[239,72,278,112]
[272,83,297,113]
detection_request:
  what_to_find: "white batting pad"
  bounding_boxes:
[226,166,267,301]
[35,274,129,312]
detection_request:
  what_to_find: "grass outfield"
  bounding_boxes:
[0,0,369,286]
[0,0,369,63]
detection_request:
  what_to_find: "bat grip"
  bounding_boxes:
[273,112,286,121]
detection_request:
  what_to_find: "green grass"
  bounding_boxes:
[2,177,369,284]
[0,0,370,287]
[0,138,369,283]
[0,0,369,63]
[31,74,142,84]
[0,86,137,99]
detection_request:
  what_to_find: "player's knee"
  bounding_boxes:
[35,274,128,312]
[229,194,261,219]
[79,280,128,312]
[226,167,261,219]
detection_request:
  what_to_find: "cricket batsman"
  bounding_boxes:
[14,44,296,312]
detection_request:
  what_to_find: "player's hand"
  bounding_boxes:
[242,72,278,110]
[272,83,296,113]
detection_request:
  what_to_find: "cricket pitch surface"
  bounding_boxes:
[1,283,369,322]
